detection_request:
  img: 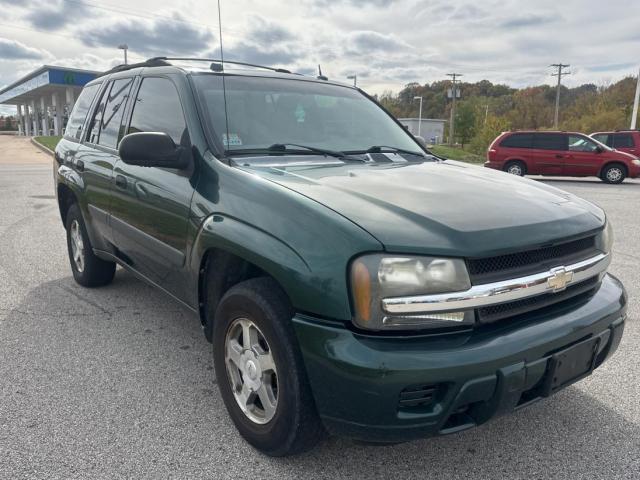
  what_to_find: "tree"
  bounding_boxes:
[454,101,477,147]
[469,115,510,155]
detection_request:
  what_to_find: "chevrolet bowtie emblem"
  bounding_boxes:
[547,267,574,292]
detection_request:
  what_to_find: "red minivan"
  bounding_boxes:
[485,130,640,184]
[590,130,640,157]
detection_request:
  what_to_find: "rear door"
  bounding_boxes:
[565,134,602,176]
[81,76,136,246]
[111,75,196,298]
[531,133,567,175]
[611,133,637,156]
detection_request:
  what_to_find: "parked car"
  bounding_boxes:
[54,58,626,456]
[590,130,640,157]
[485,130,640,183]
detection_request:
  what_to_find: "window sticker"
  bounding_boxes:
[294,104,306,123]
[222,133,243,147]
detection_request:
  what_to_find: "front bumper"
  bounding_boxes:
[293,273,626,443]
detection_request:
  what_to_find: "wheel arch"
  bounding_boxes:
[191,214,313,342]
[598,161,628,178]
[57,183,79,227]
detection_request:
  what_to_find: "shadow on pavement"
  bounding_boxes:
[3,269,636,479]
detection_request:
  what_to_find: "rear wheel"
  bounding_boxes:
[504,160,526,176]
[65,203,116,287]
[212,277,324,456]
[601,164,626,184]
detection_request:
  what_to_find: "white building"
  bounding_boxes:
[0,65,100,136]
[398,118,446,145]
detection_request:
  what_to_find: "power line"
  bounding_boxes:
[446,72,462,146]
[551,63,570,128]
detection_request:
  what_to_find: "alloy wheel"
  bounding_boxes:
[69,219,85,273]
[225,317,278,424]
[606,167,622,183]
[507,164,523,176]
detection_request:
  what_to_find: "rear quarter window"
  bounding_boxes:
[500,133,533,149]
[64,83,102,141]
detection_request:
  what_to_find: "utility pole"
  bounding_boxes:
[447,73,462,145]
[631,67,640,130]
[551,63,570,129]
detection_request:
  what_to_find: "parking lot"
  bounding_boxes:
[1,136,638,479]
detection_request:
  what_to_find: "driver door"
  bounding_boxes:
[111,76,196,299]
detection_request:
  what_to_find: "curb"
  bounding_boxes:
[30,137,55,157]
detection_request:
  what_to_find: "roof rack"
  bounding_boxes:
[150,57,295,74]
[98,57,171,77]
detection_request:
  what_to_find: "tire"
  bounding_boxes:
[504,160,526,176]
[212,277,324,456]
[600,164,626,184]
[65,203,116,287]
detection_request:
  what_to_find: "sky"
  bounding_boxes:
[1,0,639,115]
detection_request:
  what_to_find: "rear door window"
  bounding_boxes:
[64,83,101,141]
[97,77,134,149]
[612,133,635,148]
[500,133,533,149]
[533,133,567,151]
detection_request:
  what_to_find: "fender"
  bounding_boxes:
[189,213,321,315]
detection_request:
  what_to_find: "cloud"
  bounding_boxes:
[307,0,394,6]
[215,15,303,67]
[77,13,215,57]
[0,38,48,60]
[500,14,557,29]
[585,62,637,73]
[24,0,90,31]
[346,31,411,54]
[245,15,295,44]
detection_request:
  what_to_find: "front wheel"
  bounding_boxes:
[601,164,626,184]
[65,204,116,287]
[212,277,324,456]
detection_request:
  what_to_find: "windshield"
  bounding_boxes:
[192,74,422,156]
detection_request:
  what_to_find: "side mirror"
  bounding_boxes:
[118,132,190,169]
[414,135,427,148]
[595,145,603,154]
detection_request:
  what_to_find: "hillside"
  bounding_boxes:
[376,76,639,154]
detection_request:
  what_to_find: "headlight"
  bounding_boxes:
[632,159,640,166]
[596,219,613,254]
[350,254,474,331]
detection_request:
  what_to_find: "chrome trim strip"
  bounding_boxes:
[382,253,610,314]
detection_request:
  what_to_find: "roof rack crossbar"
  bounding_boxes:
[150,57,292,74]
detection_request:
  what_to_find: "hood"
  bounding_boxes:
[236,158,605,257]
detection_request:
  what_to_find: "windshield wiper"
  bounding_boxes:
[268,143,366,162]
[364,145,425,156]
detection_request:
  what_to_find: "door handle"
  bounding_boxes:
[115,174,127,189]
[135,183,148,197]
[555,154,564,159]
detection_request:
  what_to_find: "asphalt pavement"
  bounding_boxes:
[1,136,639,479]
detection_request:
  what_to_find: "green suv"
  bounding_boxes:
[54,57,627,456]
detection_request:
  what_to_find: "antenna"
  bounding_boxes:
[217,0,231,154]
[317,64,328,81]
